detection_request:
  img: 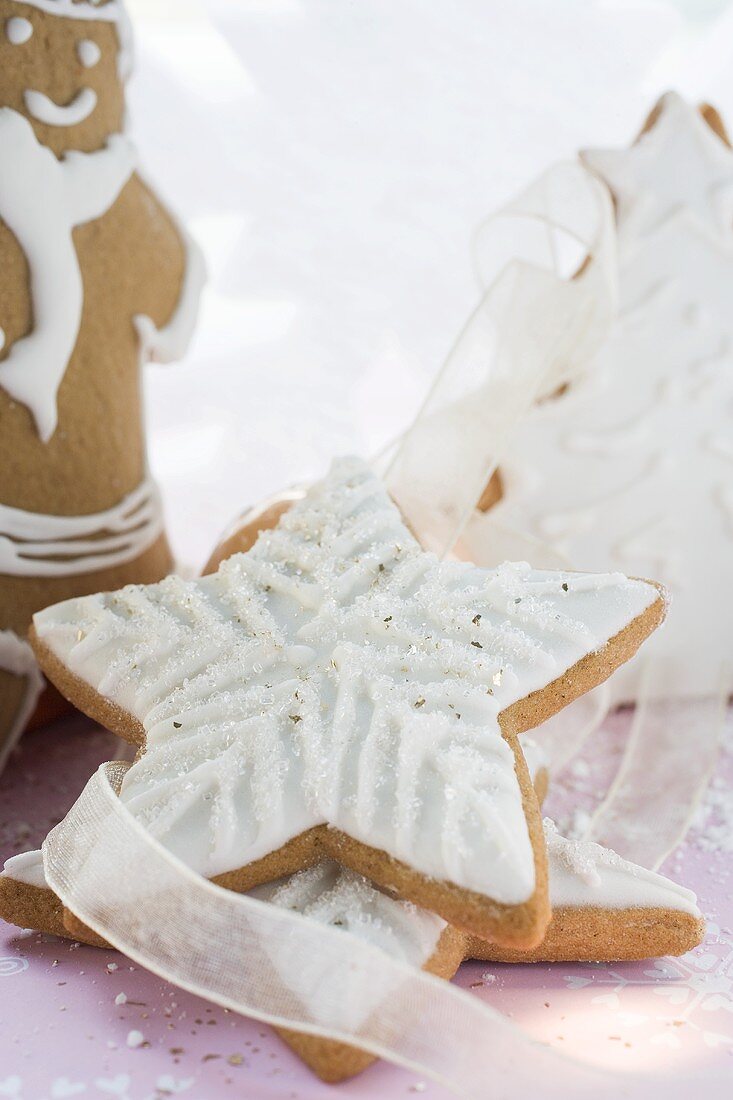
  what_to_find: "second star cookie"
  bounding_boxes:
[0,818,704,1083]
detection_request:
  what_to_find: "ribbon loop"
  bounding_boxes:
[585,659,728,870]
[384,162,616,558]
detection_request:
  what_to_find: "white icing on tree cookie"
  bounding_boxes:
[583,92,733,243]
[0,109,134,441]
[485,93,733,700]
[33,458,659,902]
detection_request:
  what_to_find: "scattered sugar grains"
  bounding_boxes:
[126,1029,145,1048]
[114,992,127,1005]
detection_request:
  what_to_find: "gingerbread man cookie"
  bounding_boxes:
[0,0,204,768]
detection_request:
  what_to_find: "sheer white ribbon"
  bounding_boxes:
[42,763,727,1099]
[384,161,616,558]
[531,682,612,775]
[584,660,728,870]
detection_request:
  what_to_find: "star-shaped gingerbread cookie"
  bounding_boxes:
[22,458,664,947]
[1,814,703,1084]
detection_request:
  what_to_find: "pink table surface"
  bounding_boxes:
[1,708,732,1100]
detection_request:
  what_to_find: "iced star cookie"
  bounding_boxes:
[13,458,665,949]
[473,92,733,701]
[472,820,705,963]
[0,820,703,1084]
[0,0,204,767]
[207,497,554,802]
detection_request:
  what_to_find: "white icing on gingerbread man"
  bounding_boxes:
[0,108,134,441]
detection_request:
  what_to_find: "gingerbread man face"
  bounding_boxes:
[0,0,129,155]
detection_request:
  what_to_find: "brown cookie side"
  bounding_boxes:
[274,925,467,1083]
[0,874,65,938]
[30,625,146,747]
[499,590,666,737]
[469,905,705,963]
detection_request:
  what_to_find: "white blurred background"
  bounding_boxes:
[126,0,733,569]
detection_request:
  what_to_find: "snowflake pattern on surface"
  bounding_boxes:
[32,458,657,902]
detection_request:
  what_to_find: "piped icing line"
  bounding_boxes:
[31,458,659,904]
[0,474,164,577]
[0,631,44,773]
[0,111,135,441]
[134,225,206,364]
[24,87,98,127]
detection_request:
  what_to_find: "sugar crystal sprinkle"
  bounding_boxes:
[32,457,658,901]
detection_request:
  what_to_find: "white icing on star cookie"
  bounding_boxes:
[484,93,733,700]
[33,458,659,904]
[251,863,446,965]
[2,849,47,890]
[2,819,700,962]
[543,820,699,914]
